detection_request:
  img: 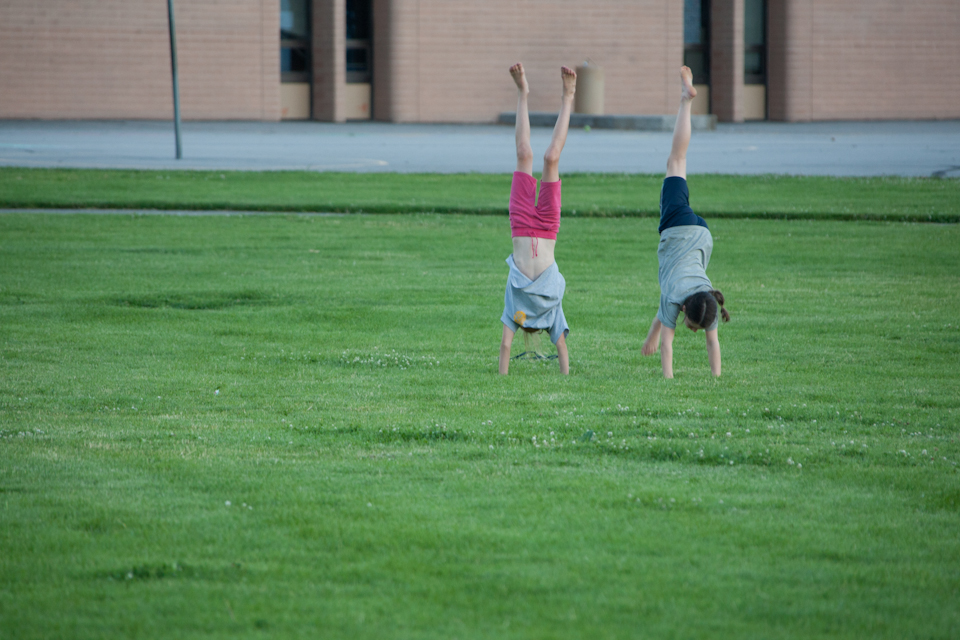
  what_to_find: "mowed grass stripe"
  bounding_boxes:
[1,167,958,221]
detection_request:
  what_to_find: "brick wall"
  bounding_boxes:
[4,0,958,123]
[313,0,346,121]
[769,0,960,122]
[374,0,685,123]
[0,0,280,120]
[710,0,744,123]
[373,0,423,122]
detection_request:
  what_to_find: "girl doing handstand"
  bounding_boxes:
[499,63,576,375]
[641,66,730,378]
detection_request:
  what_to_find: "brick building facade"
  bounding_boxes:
[1,0,958,123]
[0,0,279,120]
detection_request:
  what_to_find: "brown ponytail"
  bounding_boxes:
[682,289,730,330]
[711,290,730,323]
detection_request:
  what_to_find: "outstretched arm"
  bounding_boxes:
[499,325,515,375]
[660,326,675,378]
[556,333,569,375]
[642,317,662,356]
[705,329,721,377]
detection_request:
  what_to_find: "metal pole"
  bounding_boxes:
[166,0,183,159]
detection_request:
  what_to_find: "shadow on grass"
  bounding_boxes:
[111,290,277,311]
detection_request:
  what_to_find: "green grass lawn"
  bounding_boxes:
[2,167,959,221]
[1,211,959,638]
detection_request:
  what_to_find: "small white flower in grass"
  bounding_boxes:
[367,503,372,507]
[215,390,220,395]
[787,458,795,465]
[608,432,613,437]
[797,463,802,469]
[489,445,494,450]
[225,501,231,506]
[726,432,732,437]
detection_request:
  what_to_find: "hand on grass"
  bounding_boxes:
[641,339,658,356]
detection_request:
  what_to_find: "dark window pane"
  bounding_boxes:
[683,0,709,84]
[684,0,702,45]
[282,47,309,73]
[281,0,310,40]
[744,0,765,47]
[684,49,709,84]
[346,48,368,72]
[744,0,765,83]
[346,0,371,40]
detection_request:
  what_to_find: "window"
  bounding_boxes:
[346,0,371,83]
[281,0,311,83]
[744,0,766,85]
[683,0,710,85]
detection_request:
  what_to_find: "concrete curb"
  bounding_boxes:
[498,112,717,131]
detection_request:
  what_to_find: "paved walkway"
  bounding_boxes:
[1,119,958,177]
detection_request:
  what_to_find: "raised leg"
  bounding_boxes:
[541,66,577,183]
[666,66,697,180]
[510,63,534,176]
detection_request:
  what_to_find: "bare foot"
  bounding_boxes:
[680,65,697,101]
[510,63,529,94]
[561,66,577,99]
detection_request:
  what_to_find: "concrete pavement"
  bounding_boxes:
[1,119,958,177]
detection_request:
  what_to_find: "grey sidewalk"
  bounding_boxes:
[1,119,959,177]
